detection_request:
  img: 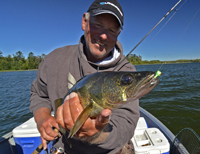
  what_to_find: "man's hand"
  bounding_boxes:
[34,107,60,149]
[56,92,111,143]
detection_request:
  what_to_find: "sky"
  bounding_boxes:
[0,0,200,61]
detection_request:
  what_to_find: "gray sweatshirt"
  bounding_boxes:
[29,36,140,154]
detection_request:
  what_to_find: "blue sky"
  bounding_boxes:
[0,0,199,61]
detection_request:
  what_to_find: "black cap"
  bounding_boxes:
[87,0,124,29]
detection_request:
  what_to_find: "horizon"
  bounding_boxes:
[1,50,199,62]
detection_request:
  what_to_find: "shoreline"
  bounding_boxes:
[0,61,199,72]
[0,69,37,73]
[134,61,197,66]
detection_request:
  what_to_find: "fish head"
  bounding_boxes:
[103,71,159,108]
[124,71,159,99]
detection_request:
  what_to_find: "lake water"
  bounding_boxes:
[0,63,200,137]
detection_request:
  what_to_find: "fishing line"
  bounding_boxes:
[113,0,182,71]
[148,0,187,45]
[157,5,200,71]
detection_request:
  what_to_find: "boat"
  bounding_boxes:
[0,107,191,154]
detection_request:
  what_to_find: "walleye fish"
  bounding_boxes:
[32,71,159,154]
[56,71,159,139]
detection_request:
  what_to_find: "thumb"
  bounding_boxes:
[98,109,111,126]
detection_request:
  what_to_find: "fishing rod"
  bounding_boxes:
[147,0,187,46]
[113,0,182,74]
[158,2,200,71]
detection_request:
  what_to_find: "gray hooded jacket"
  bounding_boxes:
[29,36,140,154]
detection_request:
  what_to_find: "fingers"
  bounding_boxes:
[35,108,60,141]
[99,109,111,124]
[56,105,65,129]
[56,92,112,139]
[63,95,72,128]
[57,92,82,131]
[37,118,59,150]
[69,93,83,123]
[77,118,97,137]
[76,109,111,137]
[96,109,111,130]
[41,136,47,150]
[64,93,81,130]
[40,122,59,140]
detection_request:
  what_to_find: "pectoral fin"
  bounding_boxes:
[68,102,93,138]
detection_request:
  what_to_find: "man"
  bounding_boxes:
[30,0,139,153]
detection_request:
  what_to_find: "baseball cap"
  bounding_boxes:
[87,0,124,29]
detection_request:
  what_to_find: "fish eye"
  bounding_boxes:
[121,74,133,85]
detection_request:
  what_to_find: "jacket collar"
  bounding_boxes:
[78,35,124,68]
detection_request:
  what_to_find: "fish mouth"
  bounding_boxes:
[128,73,159,99]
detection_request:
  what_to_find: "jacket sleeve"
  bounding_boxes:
[98,100,139,153]
[98,61,140,153]
[29,59,52,115]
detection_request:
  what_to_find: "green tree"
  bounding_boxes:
[127,54,142,65]
[13,51,25,70]
[6,55,13,70]
[0,51,46,71]
[16,51,24,61]
[28,52,35,69]
[0,51,3,59]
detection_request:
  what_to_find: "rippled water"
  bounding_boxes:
[0,71,37,136]
[135,62,200,136]
[0,63,200,137]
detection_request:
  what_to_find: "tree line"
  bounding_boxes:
[0,51,199,71]
[127,54,200,65]
[0,51,46,71]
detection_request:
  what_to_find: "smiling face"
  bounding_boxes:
[82,13,121,63]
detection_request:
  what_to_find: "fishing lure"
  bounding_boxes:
[154,70,162,78]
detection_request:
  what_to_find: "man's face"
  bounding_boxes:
[82,13,121,63]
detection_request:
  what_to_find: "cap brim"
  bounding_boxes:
[90,10,123,29]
